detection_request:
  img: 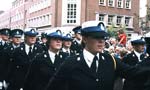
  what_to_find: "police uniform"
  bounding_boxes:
[0,28,11,87]
[23,31,68,90]
[48,21,147,90]
[70,26,83,55]
[2,29,24,83]
[40,32,48,51]
[0,28,11,51]
[62,33,75,57]
[7,29,44,90]
[122,39,146,90]
[121,37,150,90]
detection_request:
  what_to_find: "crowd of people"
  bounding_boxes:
[0,21,150,90]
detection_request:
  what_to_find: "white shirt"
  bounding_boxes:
[25,44,34,55]
[12,44,20,49]
[83,49,99,68]
[134,51,142,62]
[62,48,70,54]
[48,50,59,64]
[74,38,81,44]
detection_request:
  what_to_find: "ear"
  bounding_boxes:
[82,36,88,44]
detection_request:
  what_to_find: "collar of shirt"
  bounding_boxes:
[1,40,5,45]
[74,38,81,44]
[62,48,70,53]
[12,44,20,48]
[83,49,99,68]
[25,44,34,54]
[48,50,59,64]
[134,50,142,61]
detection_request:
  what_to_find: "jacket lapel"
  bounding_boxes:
[78,54,97,78]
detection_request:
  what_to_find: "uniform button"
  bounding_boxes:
[16,65,20,68]
[54,68,57,71]
[10,58,13,61]
[96,78,99,82]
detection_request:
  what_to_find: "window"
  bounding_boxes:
[99,14,105,21]
[125,0,131,9]
[125,17,130,26]
[117,0,123,8]
[67,3,77,24]
[116,16,122,25]
[108,15,114,25]
[108,0,114,7]
[99,0,106,5]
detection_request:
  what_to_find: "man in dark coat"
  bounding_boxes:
[70,26,83,55]
[48,21,150,90]
[122,39,146,90]
[0,28,11,51]
[40,32,48,51]
[0,28,11,89]
[1,29,24,89]
[7,28,44,90]
[23,30,67,90]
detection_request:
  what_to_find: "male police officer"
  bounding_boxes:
[122,39,146,90]
[0,28,11,51]
[23,30,67,90]
[7,28,43,90]
[40,32,48,51]
[48,21,150,90]
[1,29,24,89]
[70,26,83,55]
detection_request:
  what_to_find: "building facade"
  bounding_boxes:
[0,0,140,35]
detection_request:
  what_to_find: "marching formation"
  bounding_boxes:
[0,21,150,90]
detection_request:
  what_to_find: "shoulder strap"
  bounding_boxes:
[110,55,116,70]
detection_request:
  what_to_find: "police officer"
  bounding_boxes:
[62,33,75,56]
[0,28,11,51]
[70,26,83,55]
[123,39,146,65]
[122,39,146,90]
[23,30,67,90]
[7,28,43,90]
[1,29,24,89]
[48,21,150,90]
[121,36,150,90]
[40,32,48,51]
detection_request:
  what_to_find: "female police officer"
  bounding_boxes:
[23,30,67,90]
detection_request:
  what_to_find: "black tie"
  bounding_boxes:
[91,55,98,72]
[140,54,145,61]
[28,46,32,57]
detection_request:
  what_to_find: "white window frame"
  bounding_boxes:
[125,17,130,26]
[108,0,115,7]
[99,14,105,21]
[125,0,131,9]
[117,0,123,8]
[116,16,122,25]
[99,0,106,6]
[108,15,114,25]
[62,0,81,25]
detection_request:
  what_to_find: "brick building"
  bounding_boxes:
[0,0,140,36]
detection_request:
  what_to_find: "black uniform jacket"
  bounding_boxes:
[23,50,68,90]
[122,51,147,90]
[7,43,43,90]
[70,40,83,54]
[49,53,146,90]
[1,44,19,81]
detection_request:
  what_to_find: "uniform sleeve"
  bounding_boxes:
[49,56,76,90]
[115,59,150,79]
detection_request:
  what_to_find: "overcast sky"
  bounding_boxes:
[0,0,15,11]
